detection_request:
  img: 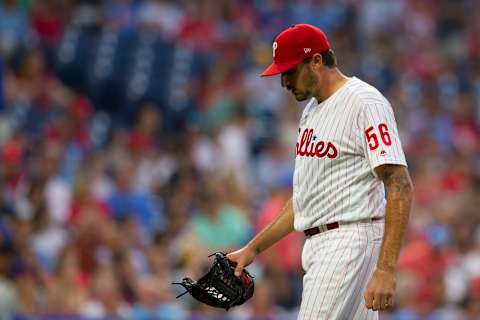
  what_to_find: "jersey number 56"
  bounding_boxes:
[364,123,392,151]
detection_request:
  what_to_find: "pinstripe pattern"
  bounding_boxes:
[298,221,383,320]
[293,77,407,232]
[293,77,406,319]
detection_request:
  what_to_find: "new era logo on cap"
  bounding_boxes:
[261,24,331,77]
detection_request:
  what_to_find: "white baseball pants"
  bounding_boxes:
[298,220,384,320]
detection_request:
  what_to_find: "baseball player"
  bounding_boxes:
[227,24,413,319]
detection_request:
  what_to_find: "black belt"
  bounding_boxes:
[303,217,384,237]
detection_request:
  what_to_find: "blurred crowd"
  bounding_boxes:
[0,0,479,319]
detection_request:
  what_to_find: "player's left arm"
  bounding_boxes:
[364,164,413,311]
[375,164,413,272]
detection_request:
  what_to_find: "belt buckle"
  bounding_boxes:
[304,222,339,237]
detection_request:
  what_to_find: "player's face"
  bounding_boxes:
[281,59,317,101]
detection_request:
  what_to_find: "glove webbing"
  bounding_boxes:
[172,252,253,310]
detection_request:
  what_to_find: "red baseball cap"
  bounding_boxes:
[261,24,331,77]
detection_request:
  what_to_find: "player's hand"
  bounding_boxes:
[364,268,396,311]
[227,245,257,277]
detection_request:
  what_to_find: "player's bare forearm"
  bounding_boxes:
[228,198,294,276]
[247,197,295,255]
[375,164,413,272]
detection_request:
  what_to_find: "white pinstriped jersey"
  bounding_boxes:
[292,76,407,231]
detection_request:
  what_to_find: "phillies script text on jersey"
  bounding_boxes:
[293,76,407,231]
[294,76,408,320]
[295,128,338,159]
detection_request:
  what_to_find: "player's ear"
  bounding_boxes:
[311,53,323,71]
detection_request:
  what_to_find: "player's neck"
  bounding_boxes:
[314,69,349,104]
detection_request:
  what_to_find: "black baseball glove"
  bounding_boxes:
[172,252,254,310]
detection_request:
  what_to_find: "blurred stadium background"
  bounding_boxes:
[0,0,479,319]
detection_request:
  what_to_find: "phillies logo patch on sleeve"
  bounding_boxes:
[295,128,338,159]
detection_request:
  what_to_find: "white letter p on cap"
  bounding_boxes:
[273,42,278,57]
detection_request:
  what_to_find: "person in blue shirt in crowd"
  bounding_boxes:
[107,160,165,240]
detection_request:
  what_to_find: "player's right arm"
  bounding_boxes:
[227,198,295,276]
